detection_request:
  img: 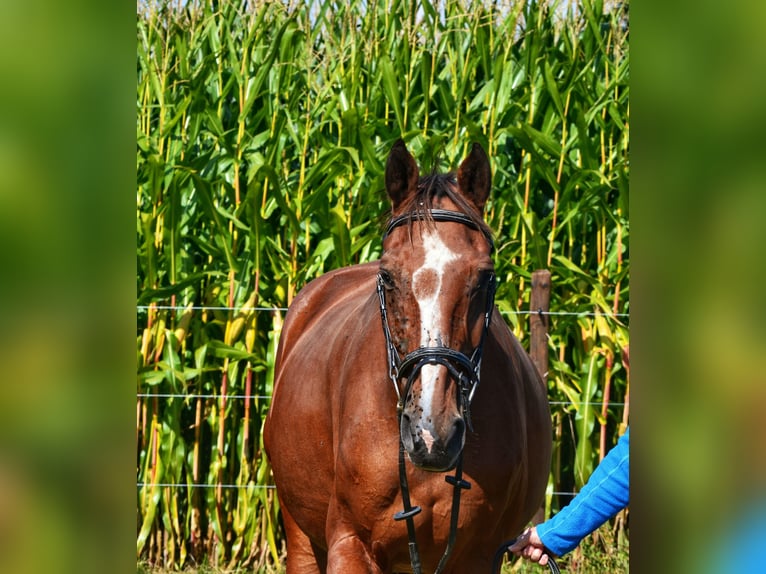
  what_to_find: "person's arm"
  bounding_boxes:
[510,427,629,561]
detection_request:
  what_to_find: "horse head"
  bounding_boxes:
[379,140,496,472]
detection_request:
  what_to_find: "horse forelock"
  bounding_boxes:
[393,172,494,241]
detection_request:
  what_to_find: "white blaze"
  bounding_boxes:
[412,230,457,427]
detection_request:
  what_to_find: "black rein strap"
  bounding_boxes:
[492,539,561,574]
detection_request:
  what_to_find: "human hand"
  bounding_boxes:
[508,526,553,566]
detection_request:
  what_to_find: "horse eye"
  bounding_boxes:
[474,271,496,294]
[379,270,395,290]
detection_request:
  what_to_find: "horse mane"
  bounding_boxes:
[393,172,494,240]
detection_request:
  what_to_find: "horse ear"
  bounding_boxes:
[457,143,491,212]
[385,139,419,212]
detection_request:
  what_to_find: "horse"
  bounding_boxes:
[264,140,552,573]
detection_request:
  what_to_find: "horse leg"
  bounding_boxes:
[326,533,384,574]
[324,495,386,573]
[281,503,327,574]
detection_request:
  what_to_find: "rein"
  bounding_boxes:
[377,209,497,573]
[491,540,562,574]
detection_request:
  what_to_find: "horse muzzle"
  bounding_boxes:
[400,408,466,472]
[397,351,474,471]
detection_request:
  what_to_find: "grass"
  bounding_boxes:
[137,522,628,573]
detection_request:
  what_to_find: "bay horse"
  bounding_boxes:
[264,140,552,573]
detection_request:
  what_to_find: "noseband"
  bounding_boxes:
[377,209,496,430]
[376,209,497,574]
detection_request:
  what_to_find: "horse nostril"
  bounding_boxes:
[446,417,466,453]
[400,413,415,451]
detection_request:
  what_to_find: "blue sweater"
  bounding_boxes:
[537,427,630,556]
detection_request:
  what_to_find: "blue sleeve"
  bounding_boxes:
[537,427,630,557]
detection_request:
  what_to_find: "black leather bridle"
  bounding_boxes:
[377,209,496,430]
[376,209,497,573]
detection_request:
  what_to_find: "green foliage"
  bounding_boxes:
[137,0,629,569]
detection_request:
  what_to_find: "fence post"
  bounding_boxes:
[529,269,551,384]
[529,269,551,526]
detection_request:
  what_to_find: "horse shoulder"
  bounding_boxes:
[264,261,382,548]
[274,261,379,374]
[488,315,545,391]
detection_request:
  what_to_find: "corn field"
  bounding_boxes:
[137,0,629,569]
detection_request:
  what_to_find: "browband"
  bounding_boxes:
[383,209,495,252]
